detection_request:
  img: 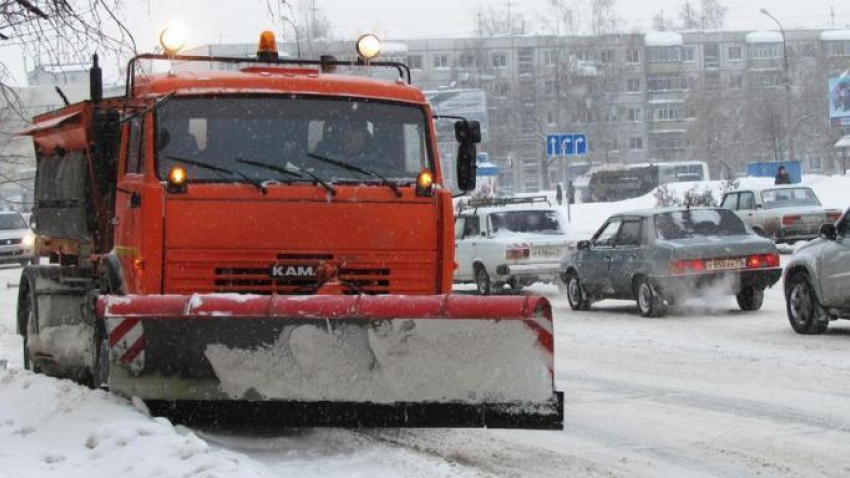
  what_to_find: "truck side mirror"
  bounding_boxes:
[820,223,837,241]
[454,120,481,143]
[456,141,477,192]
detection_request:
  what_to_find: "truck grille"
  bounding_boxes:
[166,250,433,296]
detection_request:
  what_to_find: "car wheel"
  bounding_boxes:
[736,287,765,311]
[636,277,667,318]
[475,266,492,296]
[786,272,830,335]
[566,273,591,311]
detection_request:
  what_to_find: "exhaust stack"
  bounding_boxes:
[90,53,102,103]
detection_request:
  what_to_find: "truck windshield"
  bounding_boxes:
[156,96,432,183]
[760,188,821,209]
[0,214,27,230]
[655,209,748,240]
[489,211,563,235]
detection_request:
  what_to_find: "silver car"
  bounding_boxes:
[720,185,841,243]
[0,211,36,265]
[784,208,850,334]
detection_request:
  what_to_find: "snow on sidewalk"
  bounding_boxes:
[0,368,273,478]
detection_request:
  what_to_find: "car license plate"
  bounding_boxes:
[705,258,746,271]
[532,248,561,259]
[802,215,824,224]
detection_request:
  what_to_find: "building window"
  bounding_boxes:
[626,78,642,93]
[646,46,682,63]
[574,109,593,124]
[547,109,556,126]
[458,54,476,68]
[604,106,618,123]
[682,46,696,62]
[653,104,683,121]
[650,132,687,151]
[544,49,558,66]
[627,107,643,122]
[626,48,641,63]
[727,45,742,61]
[544,79,557,96]
[647,74,688,92]
[600,49,615,63]
[810,155,822,170]
[826,41,850,57]
[407,55,423,70]
[574,50,596,62]
[749,71,783,88]
[629,136,644,150]
[433,54,450,69]
[492,52,508,68]
[747,43,783,60]
[494,80,510,97]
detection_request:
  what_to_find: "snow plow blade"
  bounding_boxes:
[96,294,562,429]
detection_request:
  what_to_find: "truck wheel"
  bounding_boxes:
[566,273,590,311]
[786,272,829,335]
[736,287,765,311]
[475,266,492,296]
[636,277,667,317]
[90,324,110,390]
[18,280,41,373]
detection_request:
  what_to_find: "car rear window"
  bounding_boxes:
[0,214,27,230]
[761,188,820,209]
[490,210,563,234]
[655,209,747,240]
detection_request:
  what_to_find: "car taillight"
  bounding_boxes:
[827,211,842,222]
[669,259,705,274]
[506,248,530,260]
[747,253,779,269]
[782,215,801,226]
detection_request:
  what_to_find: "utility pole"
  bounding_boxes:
[761,8,794,162]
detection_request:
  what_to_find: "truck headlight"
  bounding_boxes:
[22,234,36,247]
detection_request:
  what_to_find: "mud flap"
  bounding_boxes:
[97,294,563,429]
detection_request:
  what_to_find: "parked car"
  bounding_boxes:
[720,185,841,243]
[784,207,850,334]
[560,208,781,317]
[0,210,36,266]
[454,196,571,295]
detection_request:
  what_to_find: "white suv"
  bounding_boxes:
[454,197,570,295]
[0,211,36,266]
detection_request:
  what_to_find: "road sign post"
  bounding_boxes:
[544,133,587,223]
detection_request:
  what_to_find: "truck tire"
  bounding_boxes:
[475,265,492,296]
[736,287,765,311]
[18,278,40,373]
[566,273,590,311]
[786,272,829,335]
[636,277,667,318]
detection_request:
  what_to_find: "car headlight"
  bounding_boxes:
[22,234,36,247]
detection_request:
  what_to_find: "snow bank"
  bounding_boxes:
[0,369,273,478]
[746,30,783,43]
[644,31,683,47]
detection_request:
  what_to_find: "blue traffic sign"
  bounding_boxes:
[546,133,587,157]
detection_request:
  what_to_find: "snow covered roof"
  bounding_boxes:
[820,30,850,41]
[644,31,683,47]
[746,31,783,44]
[835,135,850,148]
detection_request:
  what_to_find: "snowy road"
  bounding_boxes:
[1,262,849,477]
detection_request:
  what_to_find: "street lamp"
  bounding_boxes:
[760,8,794,161]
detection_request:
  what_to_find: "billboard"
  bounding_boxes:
[829,76,850,127]
[424,89,489,143]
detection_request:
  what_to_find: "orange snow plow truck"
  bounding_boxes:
[17,32,563,428]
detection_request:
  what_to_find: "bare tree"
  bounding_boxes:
[266,0,334,58]
[699,0,728,30]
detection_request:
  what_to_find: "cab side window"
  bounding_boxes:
[125,117,146,174]
[593,219,621,248]
[616,219,643,247]
[455,217,465,240]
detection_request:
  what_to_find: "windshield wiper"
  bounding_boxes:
[236,158,337,197]
[165,156,268,194]
[307,152,402,198]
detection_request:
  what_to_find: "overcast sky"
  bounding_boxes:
[2,0,849,84]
